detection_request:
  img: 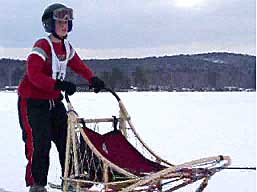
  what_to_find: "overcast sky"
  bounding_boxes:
[0,0,255,59]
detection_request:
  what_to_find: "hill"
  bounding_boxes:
[0,52,255,91]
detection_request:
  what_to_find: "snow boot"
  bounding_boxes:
[29,184,47,192]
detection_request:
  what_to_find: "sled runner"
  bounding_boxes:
[60,88,231,192]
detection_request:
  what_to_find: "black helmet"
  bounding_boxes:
[42,3,73,33]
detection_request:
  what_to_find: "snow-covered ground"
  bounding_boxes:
[0,91,255,192]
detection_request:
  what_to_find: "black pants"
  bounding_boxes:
[18,96,67,186]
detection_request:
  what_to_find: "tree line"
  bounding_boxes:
[0,52,255,91]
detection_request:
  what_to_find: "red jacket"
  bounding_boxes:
[18,38,94,99]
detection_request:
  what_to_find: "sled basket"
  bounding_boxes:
[61,88,231,192]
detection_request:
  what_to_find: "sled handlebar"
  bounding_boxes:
[64,86,120,104]
[103,87,121,101]
[64,92,70,103]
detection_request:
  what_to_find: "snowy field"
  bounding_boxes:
[0,91,255,192]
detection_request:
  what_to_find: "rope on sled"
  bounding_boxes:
[221,167,256,170]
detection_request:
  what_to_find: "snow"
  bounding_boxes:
[0,91,255,192]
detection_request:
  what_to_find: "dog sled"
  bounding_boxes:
[60,88,231,192]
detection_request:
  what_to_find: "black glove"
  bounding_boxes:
[89,76,105,93]
[55,80,77,96]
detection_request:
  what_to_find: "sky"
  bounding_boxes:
[0,0,256,59]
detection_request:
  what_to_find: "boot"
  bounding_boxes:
[29,184,47,192]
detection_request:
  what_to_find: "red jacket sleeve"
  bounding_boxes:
[26,40,56,92]
[68,52,94,81]
[27,55,56,92]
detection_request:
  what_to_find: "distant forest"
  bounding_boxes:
[0,52,255,91]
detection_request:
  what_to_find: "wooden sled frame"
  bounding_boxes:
[61,89,231,192]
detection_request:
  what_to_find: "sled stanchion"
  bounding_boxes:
[63,113,71,192]
[63,92,80,192]
[63,92,72,192]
